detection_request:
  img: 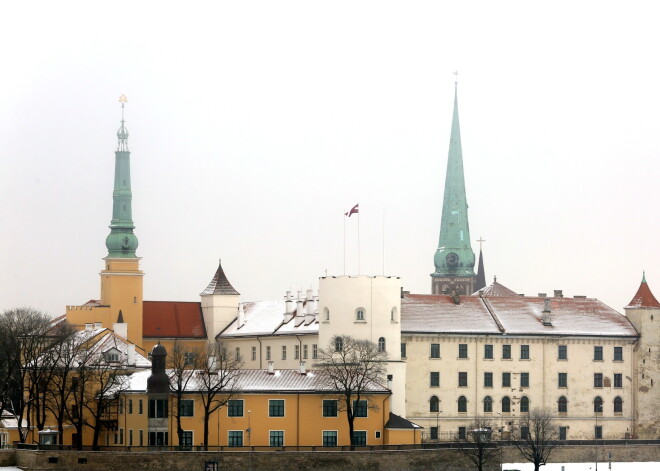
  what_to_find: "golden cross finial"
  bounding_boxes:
[476,236,486,251]
[118,94,128,103]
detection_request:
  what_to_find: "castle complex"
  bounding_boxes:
[62,86,659,445]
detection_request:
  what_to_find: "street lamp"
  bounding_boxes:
[595,400,603,471]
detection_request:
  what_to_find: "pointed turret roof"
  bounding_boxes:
[475,249,486,291]
[625,272,660,308]
[201,259,240,296]
[475,277,518,297]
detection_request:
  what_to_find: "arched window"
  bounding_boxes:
[378,337,386,353]
[458,396,467,413]
[520,396,529,413]
[501,396,511,413]
[594,396,603,413]
[335,337,343,352]
[483,396,492,413]
[323,307,330,321]
[558,396,568,413]
[355,308,365,321]
[430,395,439,412]
[613,396,623,413]
[391,306,398,322]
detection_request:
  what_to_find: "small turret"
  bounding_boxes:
[147,343,169,394]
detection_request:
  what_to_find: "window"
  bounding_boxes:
[323,307,330,321]
[458,372,468,387]
[129,429,133,446]
[312,344,318,359]
[458,395,467,412]
[148,431,168,446]
[401,343,407,358]
[235,347,241,361]
[559,426,567,440]
[558,396,568,413]
[148,399,168,418]
[430,372,440,387]
[335,337,343,352]
[181,431,192,449]
[356,308,365,321]
[430,343,440,358]
[430,427,438,440]
[458,344,468,358]
[558,344,567,360]
[375,430,381,439]
[484,396,492,413]
[269,400,285,417]
[594,346,603,361]
[614,373,622,388]
[484,344,493,359]
[322,431,337,447]
[614,346,623,361]
[391,307,398,322]
[303,344,308,359]
[502,344,511,359]
[594,373,603,388]
[71,376,79,392]
[594,396,603,413]
[139,399,143,415]
[179,399,194,417]
[128,399,133,414]
[353,400,368,417]
[520,396,529,413]
[228,431,243,447]
[502,396,511,413]
[595,426,603,439]
[282,345,287,360]
[294,345,300,360]
[184,352,196,365]
[502,372,511,387]
[520,372,529,388]
[352,431,367,446]
[520,426,529,440]
[430,396,439,412]
[266,346,271,360]
[614,396,623,413]
[251,346,257,361]
[269,431,284,447]
[558,373,567,388]
[520,345,530,360]
[323,400,338,417]
[139,429,143,446]
[228,400,244,417]
[378,337,386,353]
[458,427,466,440]
[484,372,493,388]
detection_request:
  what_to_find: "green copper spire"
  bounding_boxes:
[432,82,475,278]
[105,95,139,258]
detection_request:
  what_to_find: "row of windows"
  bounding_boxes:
[557,372,623,388]
[432,425,604,441]
[226,399,369,418]
[429,371,530,388]
[323,307,398,323]
[429,395,531,413]
[334,337,387,353]
[262,344,319,361]
[558,395,623,413]
[416,343,625,361]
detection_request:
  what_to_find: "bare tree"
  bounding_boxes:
[316,335,388,449]
[195,342,242,450]
[168,341,204,449]
[512,408,559,471]
[458,417,500,471]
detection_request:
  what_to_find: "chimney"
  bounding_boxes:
[127,344,136,366]
[538,293,547,298]
[387,374,393,390]
[542,298,552,326]
[299,361,306,375]
[554,290,563,298]
[285,291,294,315]
[85,323,93,330]
[305,289,314,315]
[451,289,460,305]
[305,296,317,324]
[237,303,245,328]
[94,322,103,329]
[267,361,274,374]
[113,322,128,340]
[294,291,304,320]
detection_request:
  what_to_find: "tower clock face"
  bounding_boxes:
[446,252,459,267]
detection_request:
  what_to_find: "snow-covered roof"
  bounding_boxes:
[402,294,501,334]
[219,300,318,338]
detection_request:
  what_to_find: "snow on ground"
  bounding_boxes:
[503,463,659,471]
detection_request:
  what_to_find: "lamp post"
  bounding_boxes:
[595,401,602,471]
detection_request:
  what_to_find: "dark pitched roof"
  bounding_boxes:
[201,260,240,296]
[626,276,660,309]
[385,412,423,429]
[474,277,518,297]
[143,301,207,338]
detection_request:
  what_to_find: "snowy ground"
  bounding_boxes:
[503,463,659,471]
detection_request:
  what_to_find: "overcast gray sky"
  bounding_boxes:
[2,1,658,318]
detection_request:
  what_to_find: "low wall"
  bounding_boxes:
[0,449,15,466]
[9,444,660,471]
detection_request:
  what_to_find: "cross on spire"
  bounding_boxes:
[477,237,486,252]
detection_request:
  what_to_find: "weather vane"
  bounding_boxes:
[118,94,127,121]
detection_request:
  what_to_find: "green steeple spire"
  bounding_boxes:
[105,95,139,258]
[432,82,475,278]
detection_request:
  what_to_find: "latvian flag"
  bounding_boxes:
[345,203,359,217]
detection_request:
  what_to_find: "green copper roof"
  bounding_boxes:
[105,98,139,258]
[432,83,475,277]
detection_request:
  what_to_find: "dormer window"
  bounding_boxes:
[104,348,121,363]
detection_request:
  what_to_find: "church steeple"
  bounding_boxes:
[431,80,477,295]
[105,95,139,258]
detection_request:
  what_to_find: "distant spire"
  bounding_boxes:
[626,273,660,308]
[117,310,124,323]
[201,259,240,296]
[642,270,647,283]
[105,95,139,258]
[475,249,486,291]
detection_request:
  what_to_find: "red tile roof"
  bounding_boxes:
[626,280,660,309]
[143,301,207,338]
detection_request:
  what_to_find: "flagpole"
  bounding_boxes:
[382,208,385,276]
[357,209,361,275]
[343,210,346,276]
